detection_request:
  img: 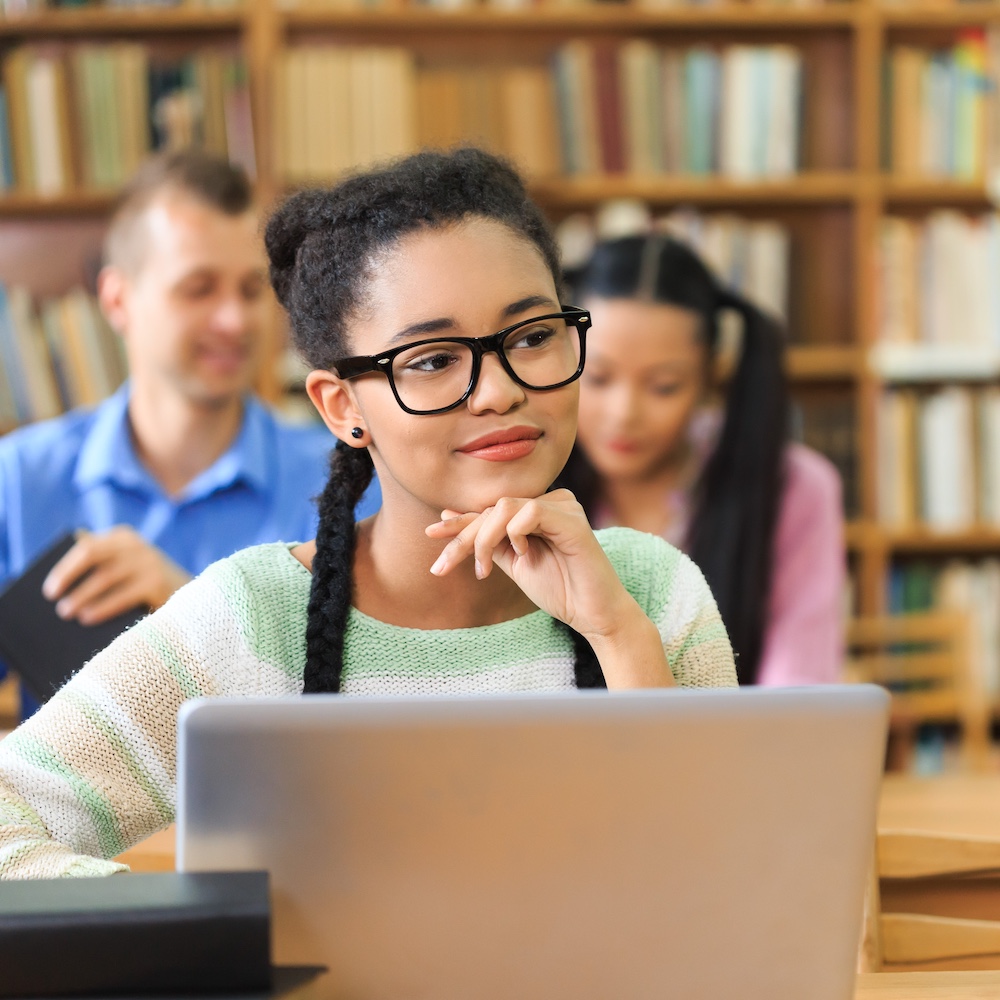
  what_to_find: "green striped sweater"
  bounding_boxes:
[0,528,736,879]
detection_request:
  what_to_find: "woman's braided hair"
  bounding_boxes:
[264,148,605,693]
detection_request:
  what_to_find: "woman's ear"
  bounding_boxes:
[305,370,368,448]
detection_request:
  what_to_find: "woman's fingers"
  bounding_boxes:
[471,500,530,579]
[472,498,546,577]
[429,511,490,576]
[428,501,530,579]
[424,510,479,540]
[426,492,583,579]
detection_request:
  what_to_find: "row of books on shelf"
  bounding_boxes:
[0,43,254,195]
[889,559,1000,702]
[877,211,1000,355]
[884,30,1000,180]
[275,42,802,184]
[0,285,125,427]
[877,386,1000,531]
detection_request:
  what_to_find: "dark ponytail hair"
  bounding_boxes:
[559,235,790,684]
[265,148,604,693]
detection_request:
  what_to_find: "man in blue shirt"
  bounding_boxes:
[0,151,380,717]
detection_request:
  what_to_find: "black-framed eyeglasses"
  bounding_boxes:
[331,306,591,416]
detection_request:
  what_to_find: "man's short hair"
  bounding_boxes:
[103,149,254,274]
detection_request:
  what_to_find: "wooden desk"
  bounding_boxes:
[856,971,1000,997]
[273,971,1000,999]
[879,775,1000,844]
[114,823,175,872]
[878,775,1000,926]
[55,780,1000,994]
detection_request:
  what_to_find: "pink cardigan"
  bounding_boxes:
[756,444,846,686]
[594,442,846,685]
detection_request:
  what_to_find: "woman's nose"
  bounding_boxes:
[466,352,526,415]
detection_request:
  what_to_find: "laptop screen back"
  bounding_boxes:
[177,686,888,1000]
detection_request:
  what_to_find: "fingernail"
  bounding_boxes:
[430,554,446,576]
[42,577,56,599]
[55,600,71,619]
[475,559,484,579]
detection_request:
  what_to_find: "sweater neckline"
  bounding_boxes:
[278,542,550,636]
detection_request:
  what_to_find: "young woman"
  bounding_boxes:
[558,235,845,687]
[0,150,736,879]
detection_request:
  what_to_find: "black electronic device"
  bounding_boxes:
[0,532,146,704]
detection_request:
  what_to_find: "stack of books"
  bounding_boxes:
[0,285,125,428]
[0,44,254,195]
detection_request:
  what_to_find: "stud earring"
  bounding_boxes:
[351,427,364,440]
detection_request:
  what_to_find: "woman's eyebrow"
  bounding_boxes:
[387,316,457,345]
[386,295,559,347]
[502,294,559,319]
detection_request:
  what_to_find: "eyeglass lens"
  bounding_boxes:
[390,317,582,413]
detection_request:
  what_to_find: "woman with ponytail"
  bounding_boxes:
[559,234,845,686]
[0,150,735,878]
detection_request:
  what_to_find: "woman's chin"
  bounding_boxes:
[446,477,558,514]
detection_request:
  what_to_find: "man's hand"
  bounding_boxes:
[41,527,191,625]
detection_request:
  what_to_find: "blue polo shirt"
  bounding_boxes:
[0,384,381,716]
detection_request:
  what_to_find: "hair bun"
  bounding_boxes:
[264,188,339,306]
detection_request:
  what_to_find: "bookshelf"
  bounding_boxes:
[1,0,1000,722]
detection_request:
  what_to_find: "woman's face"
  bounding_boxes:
[340,218,579,516]
[576,297,709,483]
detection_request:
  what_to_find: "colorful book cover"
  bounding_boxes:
[0,285,32,423]
[0,85,16,191]
[683,47,718,176]
[954,30,987,180]
[552,47,582,176]
[592,42,624,175]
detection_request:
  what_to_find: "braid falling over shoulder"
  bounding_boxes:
[562,623,606,688]
[303,442,374,693]
[303,442,605,691]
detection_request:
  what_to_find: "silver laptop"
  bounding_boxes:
[176,686,888,1000]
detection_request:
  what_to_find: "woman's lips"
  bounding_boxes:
[458,427,542,462]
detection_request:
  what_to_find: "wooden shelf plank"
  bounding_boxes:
[0,7,245,36]
[882,177,993,204]
[529,172,859,205]
[881,530,1000,554]
[284,174,861,205]
[787,345,861,379]
[283,6,861,32]
[0,191,115,216]
[881,5,1000,28]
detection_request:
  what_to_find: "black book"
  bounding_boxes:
[0,871,272,997]
[0,533,147,705]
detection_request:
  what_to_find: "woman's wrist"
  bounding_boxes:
[581,600,675,689]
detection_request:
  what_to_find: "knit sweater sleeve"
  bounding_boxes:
[0,552,282,880]
[597,527,738,688]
